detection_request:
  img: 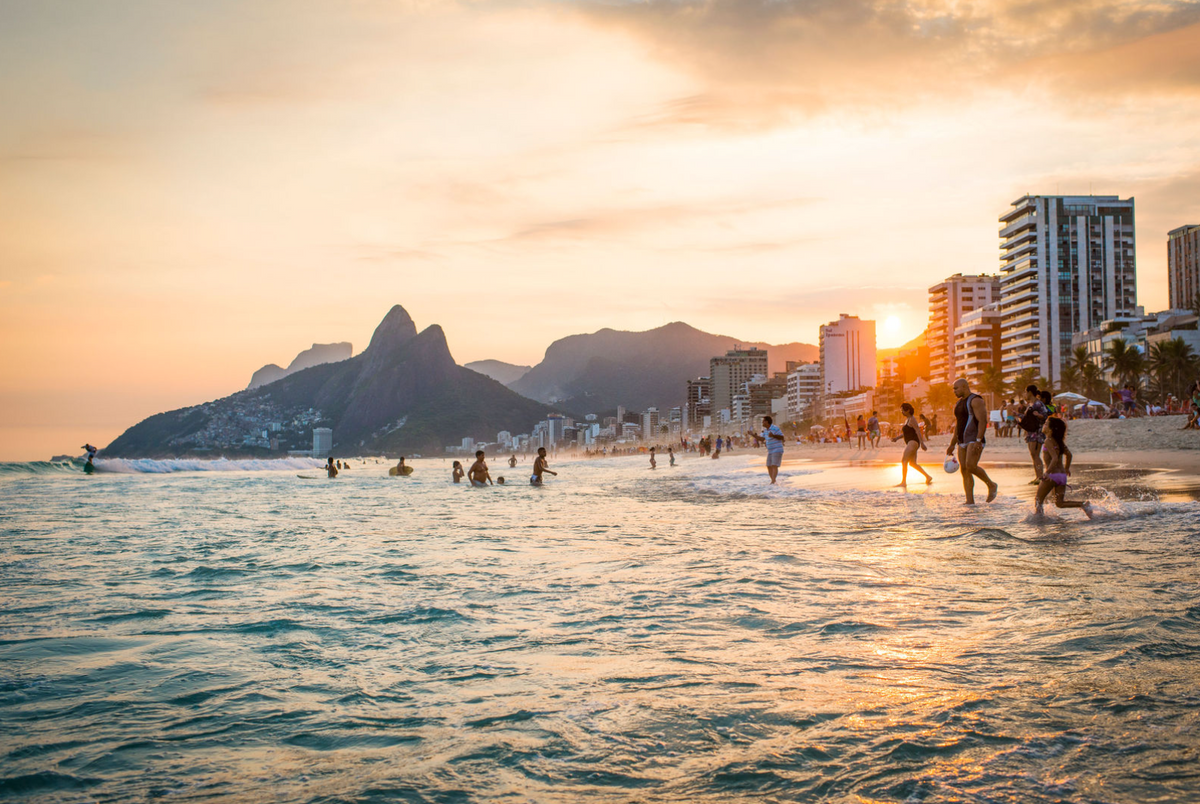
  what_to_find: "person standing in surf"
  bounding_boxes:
[531,447,557,486]
[668,446,676,466]
[452,460,465,483]
[946,378,998,504]
[761,415,785,484]
[891,403,932,486]
[1035,418,1093,519]
[325,457,338,478]
[649,446,657,469]
[468,450,492,486]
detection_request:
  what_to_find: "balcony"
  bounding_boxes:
[1000,214,1037,239]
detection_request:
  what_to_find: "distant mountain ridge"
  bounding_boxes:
[106,306,557,457]
[508,321,818,413]
[247,342,353,389]
[464,359,532,386]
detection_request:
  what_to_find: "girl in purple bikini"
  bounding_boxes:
[1034,417,1093,519]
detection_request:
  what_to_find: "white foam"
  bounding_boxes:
[95,457,325,474]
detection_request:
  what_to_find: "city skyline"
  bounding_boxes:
[4,1,1200,460]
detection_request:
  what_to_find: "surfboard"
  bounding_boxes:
[388,466,414,476]
[297,474,332,479]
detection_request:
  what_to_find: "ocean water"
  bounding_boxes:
[2,453,1199,803]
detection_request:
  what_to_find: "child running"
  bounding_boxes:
[891,402,932,486]
[1035,418,1093,519]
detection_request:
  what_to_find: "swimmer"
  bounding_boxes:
[467,450,492,486]
[452,460,464,483]
[1035,417,1093,519]
[496,476,506,485]
[946,377,998,504]
[649,447,657,470]
[531,447,557,486]
[891,402,932,486]
[325,457,338,478]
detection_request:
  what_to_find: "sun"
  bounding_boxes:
[884,315,902,335]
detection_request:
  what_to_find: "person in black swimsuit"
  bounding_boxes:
[891,402,932,486]
[946,378,998,504]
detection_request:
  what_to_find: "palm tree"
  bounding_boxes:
[1009,367,1041,398]
[1149,338,1200,401]
[979,365,1008,409]
[1103,337,1145,389]
[923,383,957,418]
[1081,362,1106,403]
[1058,362,1081,395]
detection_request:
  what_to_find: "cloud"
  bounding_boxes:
[573,0,1200,126]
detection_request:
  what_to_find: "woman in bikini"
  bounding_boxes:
[1035,417,1093,519]
[891,402,933,486]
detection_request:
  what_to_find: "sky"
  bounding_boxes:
[3,0,1200,460]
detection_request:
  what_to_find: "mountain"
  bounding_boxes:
[105,306,558,457]
[508,321,818,413]
[464,359,532,386]
[247,342,353,389]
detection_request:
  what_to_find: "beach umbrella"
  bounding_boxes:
[809,425,826,433]
[1053,392,1089,404]
[1075,400,1110,410]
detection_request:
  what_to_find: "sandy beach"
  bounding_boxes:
[786,414,1200,472]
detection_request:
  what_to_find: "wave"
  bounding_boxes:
[0,457,325,475]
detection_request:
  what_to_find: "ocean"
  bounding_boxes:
[2,453,1198,803]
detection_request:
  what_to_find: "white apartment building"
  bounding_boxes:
[998,195,1136,383]
[953,303,1003,385]
[642,408,660,441]
[312,427,333,458]
[1169,224,1200,311]
[819,314,876,397]
[928,274,1000,384]
[786,363,822,417]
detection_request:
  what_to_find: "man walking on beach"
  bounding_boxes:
[761,416,785,484]
[867,411,881,449]
[946,378,998,504]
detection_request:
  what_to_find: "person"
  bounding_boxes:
[1122,384,1138,416]
[1035,417,1094,519]
[452,460,464,483]
[761,415,785,484]
[496,476,506,485]
[649,446,657,469]
[1020,384,1048,483]
[668,446,676,466]
[713,436,722,459]
[325,457,338,478]
[919,414,931,438]
[531,447,557,486]
[468,450,492,487]
[82,443,97,465]
[394,456,411,476]
[508,454,518,468]
[946,378,998,504]
[867,411,881,449]
[892,402,932,486]
[856,415,868,449]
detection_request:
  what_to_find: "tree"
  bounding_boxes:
[1009,367,1041,398]
[979,365,1008,409]
[1148,337,1200,402]
[1081,362,1107,403]
[1103,337,1146,388]
[1058,363,1081,396]
[923,383,957,417]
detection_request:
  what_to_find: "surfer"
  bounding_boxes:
[531,447,557,486]
[325,457,339,478]
[649,447,657,469]
[508,454,518,468]
[761,416,785,484]
[81,443,98,473]
[452,460,464,483]
[1035,418,1093,519]
[946,377,998,504]
[468,450,492,487]
[891,403,932,486]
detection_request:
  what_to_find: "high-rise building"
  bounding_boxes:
[312,427,333,459]
[953,303,1003,385]
[709,348,768,415]
[998,195,1136,383]
[786,363,821,418]
[685,377,711,430]
[1168,224,1200,311]
[819,314,876,396]
[545,413,565,447]
[928,274,1001,384]
[641,408,660,441]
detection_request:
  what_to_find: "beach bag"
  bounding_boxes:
[1019,409,1042,433]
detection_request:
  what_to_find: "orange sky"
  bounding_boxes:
[3,0,1200,460]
